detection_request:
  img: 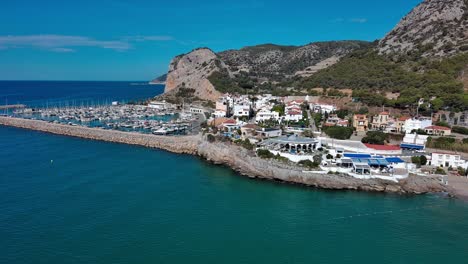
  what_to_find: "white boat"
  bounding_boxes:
[152,128,167,135]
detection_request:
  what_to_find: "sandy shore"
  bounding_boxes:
[0,116,453,197]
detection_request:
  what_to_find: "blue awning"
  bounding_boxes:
[351,158,389,166]
[400,143,424,150]
[386,157,405,163]
[344,153,372,158]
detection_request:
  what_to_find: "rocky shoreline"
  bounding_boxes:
[0,116,451,197]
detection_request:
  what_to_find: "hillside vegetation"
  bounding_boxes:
[298,49,468,111]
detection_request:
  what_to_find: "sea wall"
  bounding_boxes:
[0,117,200,155]
[0,116,449,196]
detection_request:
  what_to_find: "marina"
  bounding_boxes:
[12,103,199,136]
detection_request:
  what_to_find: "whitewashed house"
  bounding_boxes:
[430,152,467,169]
[233,104,250,117]
[212,110,227,118]
[403,118,432,133]
[255,109,280,123]
[284,110,303,122]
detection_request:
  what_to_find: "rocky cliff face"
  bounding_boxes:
[218,41,369,80]
[164,48,225,101]
[158,42,368,100]
[379,0,468,57]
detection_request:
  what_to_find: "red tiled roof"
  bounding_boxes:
[398,116,411,121]
[223,119,237,124]
[338,120,349,125]
[287,110,302,115]
[380,111,389,115]
[364,144,401,151]
[242,124,259,129]
[425,125,451,131]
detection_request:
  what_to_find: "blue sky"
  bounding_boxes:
[0,0,422,81]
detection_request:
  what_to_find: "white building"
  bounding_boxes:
[233,104,250,117]
[148,100,170,110]
[403,118,432,133]
[430,152,467,169]
[254,94,278,110]
[311,103,336,114]
[255,109,280,123]
[255,128,282,138]
[189,107,204,114]
[284,110,303,122]
[212,110,227,118]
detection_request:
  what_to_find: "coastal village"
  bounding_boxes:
[3,88,467,196]
[184,92,468,182]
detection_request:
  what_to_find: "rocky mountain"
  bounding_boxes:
[379,0,468,57]
[163,48,227,102]
[218,41,370,79]
[150,73,167,84]
[156,0,468,105]
[157,41,369,101]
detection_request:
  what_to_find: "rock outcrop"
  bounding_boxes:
[379,0,468,57]
[156,42,368,101]
[164,48,224,102]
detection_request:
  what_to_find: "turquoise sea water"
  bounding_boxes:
[1,82,468,263]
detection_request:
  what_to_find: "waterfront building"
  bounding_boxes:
[430,152,467,169]
[400,133,428,150]
[403,117,432,133]
[148,100,171,110]
[424,125,452,136]
[259,134,320,154]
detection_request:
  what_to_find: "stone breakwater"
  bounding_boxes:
[0,117,200,155]
[0,116,449,196]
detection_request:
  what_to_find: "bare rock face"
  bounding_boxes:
[164,48,224,102]
[379,0,468,57]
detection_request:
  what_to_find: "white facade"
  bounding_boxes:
[212,110,227,118]
[233,104,250,117]
[402,133,429,145]
[254,94,277,110]
[255,109,280,122]
[431,153,467,169]
[284,111,303,122]
[190,107,204,114]
[148,101,169,109]
[311,104,336,114]
[403,118,432,133]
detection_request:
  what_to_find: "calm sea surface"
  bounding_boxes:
[1,81,468,263]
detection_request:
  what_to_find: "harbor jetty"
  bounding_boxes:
[0,104,25,110]
[0,116,451,197]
